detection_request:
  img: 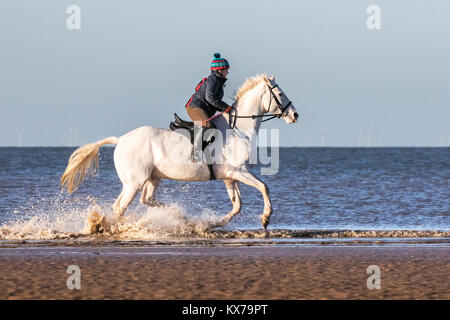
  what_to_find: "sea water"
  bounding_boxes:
[0,147,448,245]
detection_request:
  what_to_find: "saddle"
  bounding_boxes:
[169,113,216,145]
[170,113,195,137]
[169,113,216,180]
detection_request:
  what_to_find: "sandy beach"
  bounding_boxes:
[0,245,448,300]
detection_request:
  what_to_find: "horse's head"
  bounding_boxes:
[263,75,299,124]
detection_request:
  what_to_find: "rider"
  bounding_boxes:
[185,53,232,162]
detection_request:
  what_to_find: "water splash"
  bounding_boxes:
[101,205,223,240]
[0,197,224,240]
[0,200,98,240]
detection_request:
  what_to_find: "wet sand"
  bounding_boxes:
[0,246,449,299]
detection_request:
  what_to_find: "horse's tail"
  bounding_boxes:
[61,136,120,194]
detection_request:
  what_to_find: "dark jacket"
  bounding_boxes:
[187,71,229,118]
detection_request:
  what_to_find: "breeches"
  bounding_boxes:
[186,105,213,128]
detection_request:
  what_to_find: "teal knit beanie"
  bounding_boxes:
[210,53,230,71]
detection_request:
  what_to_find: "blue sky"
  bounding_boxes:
[0,0,449,146]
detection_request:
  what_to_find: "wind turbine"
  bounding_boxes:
[358,126,363,147]
[69,124,75,147]
[367,125,374,147]
[317,126,332,147]
[12,129,26,147]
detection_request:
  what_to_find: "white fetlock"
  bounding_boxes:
[260,213,271,230]
[220,217,230,226]
[208,218,227,229]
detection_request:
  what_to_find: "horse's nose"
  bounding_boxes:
[293,112,299,120]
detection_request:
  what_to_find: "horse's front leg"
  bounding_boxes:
[229,169,272,229]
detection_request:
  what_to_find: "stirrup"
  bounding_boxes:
[192,150,202,163]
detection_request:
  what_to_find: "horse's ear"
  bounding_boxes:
[269,75,275,81]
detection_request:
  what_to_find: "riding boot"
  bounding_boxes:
[202,123,216,149]
[192,125,216,163]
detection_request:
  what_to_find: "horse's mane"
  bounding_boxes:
[234,73,269,101]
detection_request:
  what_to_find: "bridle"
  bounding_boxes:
[228,84,293,129]
[265,84,293,119]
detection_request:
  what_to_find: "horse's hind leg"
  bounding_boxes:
[220,180,242,225]
[112,183,140,220]
[140,179,165,207]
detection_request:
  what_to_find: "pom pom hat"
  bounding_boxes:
[210,53,230,71]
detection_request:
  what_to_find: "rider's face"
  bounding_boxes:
[221,69,229,78]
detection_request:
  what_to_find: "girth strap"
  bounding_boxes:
[207,163,216,180]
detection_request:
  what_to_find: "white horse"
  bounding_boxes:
[61,74,298,231]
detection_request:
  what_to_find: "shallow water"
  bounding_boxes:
[0,147,449,245]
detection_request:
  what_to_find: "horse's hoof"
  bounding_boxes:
[261,214,271,230]
[87,211,110,234]
[209,218,228,229]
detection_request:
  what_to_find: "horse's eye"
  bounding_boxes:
[279,93,283,97]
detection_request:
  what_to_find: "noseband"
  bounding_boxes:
[265,84,292,120]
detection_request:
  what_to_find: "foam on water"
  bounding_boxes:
[0,195,228,241]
